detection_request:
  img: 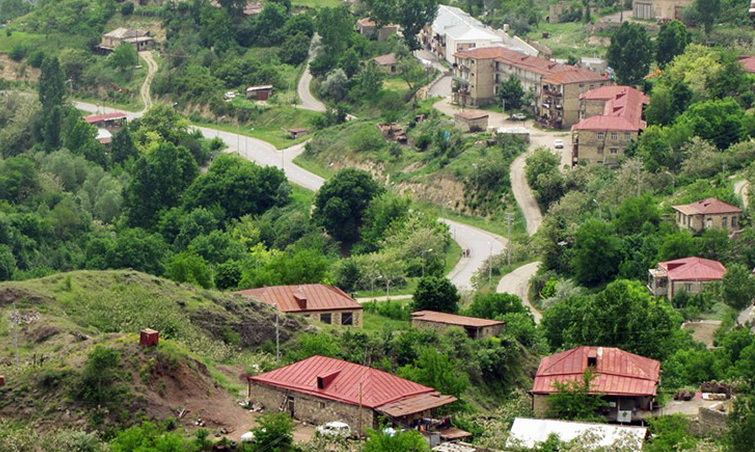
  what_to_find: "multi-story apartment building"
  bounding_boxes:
[571,86,649,165]
[453,47,610,129]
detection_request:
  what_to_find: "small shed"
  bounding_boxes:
[496,126,530,143]
[357,18,399,41]
[85,111,128,130]
[454,110,489,132]
[140,328,160,347]
[373,53,398,74]
[286,128,309,139]
[95,128,113,146]
[411,311,504,339]
[246,85,274,100]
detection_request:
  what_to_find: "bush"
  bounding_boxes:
[121,2,134,15]
[363,300,411,321]
[74,346,125,406]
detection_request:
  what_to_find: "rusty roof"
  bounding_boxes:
[740,56,755,73]
[236,284,362,313]
[84,112,128,123]
[658,257,726,281]
[532,346,660,397]
[573,86,649,132]
[672,198,742,216]
[412,310,504,328]
[249,356,456,413]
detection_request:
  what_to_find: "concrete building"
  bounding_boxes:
[571,86,649,165]
[247,355,458,437]
[672,198,743,233]
[454,46,610,128]
[99,28,154,52]
[507,418,647,451]
[411,311,504,339]
[532,346,661,422]
[373,53,398,74]
[357,18,399,41]
[236,284,363,327]
[633,0,693,20]
[421,4,537,64]
[648,256,726,299]
[453,110,489,132]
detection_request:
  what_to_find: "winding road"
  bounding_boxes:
[138,51,157,114]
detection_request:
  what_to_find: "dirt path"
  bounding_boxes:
[138,51,157,114]
[734,179,750,209]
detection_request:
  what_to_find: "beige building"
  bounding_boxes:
[236,284,363,327]
[633,0,693,20]
[454,110,489,132]
[373,53,398,74]
[411,310,504,339]
[357,18,399,41]
[99,28,154,52]
[453,46,610,129]
[647,257,726,299]
[571,86,649,165]
[672,198,743,233]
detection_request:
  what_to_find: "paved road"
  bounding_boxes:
[496,262,542,322]
[138,51,157,114]
[442,219,507,292]
[296,37,326,113]
[734,179,750,209]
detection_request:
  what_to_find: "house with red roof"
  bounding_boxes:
[84,111,128,131]
[532,346,661,422]
[571,86,650,166]
[411,310,504,339]
[453,46,610,129]
[648,257,727,299]
[672,198,743,234]
[236,284,363,327]
[247,355,460,437]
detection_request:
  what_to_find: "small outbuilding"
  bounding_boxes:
[454,110,489,132]
[373,53,399,74]
[99,28,154,52]
[286,128,309,139]
[246,85,274,100]
[507,418,647,450]
[357,18,399,41]
[411,311,504,339]
[85,111,128,131]
[95,128,112,146]
[140,328,160,347]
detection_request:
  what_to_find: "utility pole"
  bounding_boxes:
[275,312,280,362]
[505,212,514,266]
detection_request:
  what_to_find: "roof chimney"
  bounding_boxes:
[293,290,307,310]
[587,348,598,367]
[317,370,340,390]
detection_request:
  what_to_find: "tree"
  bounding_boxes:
[278,32,311,65]
[165,252,213,289]
[111,127,139,164]
[722,263,755,310]
[571,219,622,286]
[109,44,138,74]
[398,56,429,94]
[251,413,294,451]
[655,20,689,68]
[104,228,169,275]
[0,155,38,203]
[320,69,349,101]
[606,22,653,85]
[313,169,382,245]
[38,56,65,109]
[465,292,527,319]
[693,0,720,35]
[316,6,354,56]
[412,276,459,313]
[75,346,123,406]
[399,347,468,397]
[675,98,747,150]
[727,396,755,452]
[0,244,16,281]
[359,193,410,252]
[125,141,199,227]
[393,0,438,50]
[548,369,606,421]
[364,428,430,451]
[498,75,524,110]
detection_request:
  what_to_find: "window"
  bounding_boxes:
[320,313,332,324]
[625,132,631,140]
[319,402,326,409]
[597,132,605,140]
[732,216,738,227]
[609,148,618,154]
[341,312,354,326]
[684,283,692,292]
[722,217,728,227]
[610,132,618,140]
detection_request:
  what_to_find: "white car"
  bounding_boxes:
[553,139,564,149]
[316,421,351,438]
[224,91,237,100]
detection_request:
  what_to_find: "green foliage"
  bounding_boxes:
[0,244,16,281]
[547,369,606,421]
[109,44,138,73]
[655,20,689,68]
[606,22,653,85]
[692,0,721,34]
[399,347,468,397]
[110,421,197,452]
[675,98,749,150]
[645,415,697,452]
[727,395,755,452]
[364,428,430,451]
[721,263,755,310]
[0,155,39,203]
[571,219,622,286]
[498,75,524,110]
[412,276,459,313]
[525,148,564,208]
[465,292,527,319]
[358,193,410,253]
[74,346,125,406]
[251,413,295,451]
[363,0,439,50]
[165,252,214,289]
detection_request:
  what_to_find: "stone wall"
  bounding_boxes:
[692,403,729,436]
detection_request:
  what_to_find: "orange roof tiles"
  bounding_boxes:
[412,310,504,328]
[532,346,660,397]
[84,112,128,123]
[236,284,362,313]
[739,56,755,73]
[658,257,726,281]
[249,355,457,413]
[672,198,742,216]
[573,85,649,132]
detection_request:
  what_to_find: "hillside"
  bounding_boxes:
[0,270,304,436]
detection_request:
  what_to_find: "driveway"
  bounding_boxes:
[496,261,542,322]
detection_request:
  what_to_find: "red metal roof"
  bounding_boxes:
[236,284,362,313]
[672,198,742,216]
[739,56,755,74]
[412,310,504,328]
[658,257,726,281]
[84,112,128,123]
[532,347,660,397]
[249,356,456,412]
[572,86,649,132]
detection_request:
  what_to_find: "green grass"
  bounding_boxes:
[0,31,43,52]
[362,312,411,333]
[292,0,342,7]
[526,22,606,59]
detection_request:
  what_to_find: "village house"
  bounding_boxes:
[286,128,309,140]
[99,28,154,52]
[246,85,274,100]
[84,112,128,131]
[247,355,459,437]
[672,198,743,233]
[454,110,489,132]
[648,256,726,299]
[507,418,647,451]
[356,18,399,41]
[571,86,649,166]
[411,311,504,339]
[632,0,693,20]
[532,346,661,422]
[454,46,610,128]
[421,4,537,64]
[236,284,363,327]
[373,53,399,74]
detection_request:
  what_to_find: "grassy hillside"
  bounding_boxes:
[0,270,303,435]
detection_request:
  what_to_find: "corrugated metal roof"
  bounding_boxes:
[249,356,455,411]
[672,198,742,215]
[376,391,457,417]
[532,347,660,396]
[84,112,128,123]
[412,310,504,328]
[740,56,755,73]
[236,284,362,313]
[573,86,649,132]
[507,418,646,450]
[658,257,726,281]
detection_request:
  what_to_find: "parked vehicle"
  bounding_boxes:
[316,421,351,437]
[509,113,527,121]
[553,139,564,149]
